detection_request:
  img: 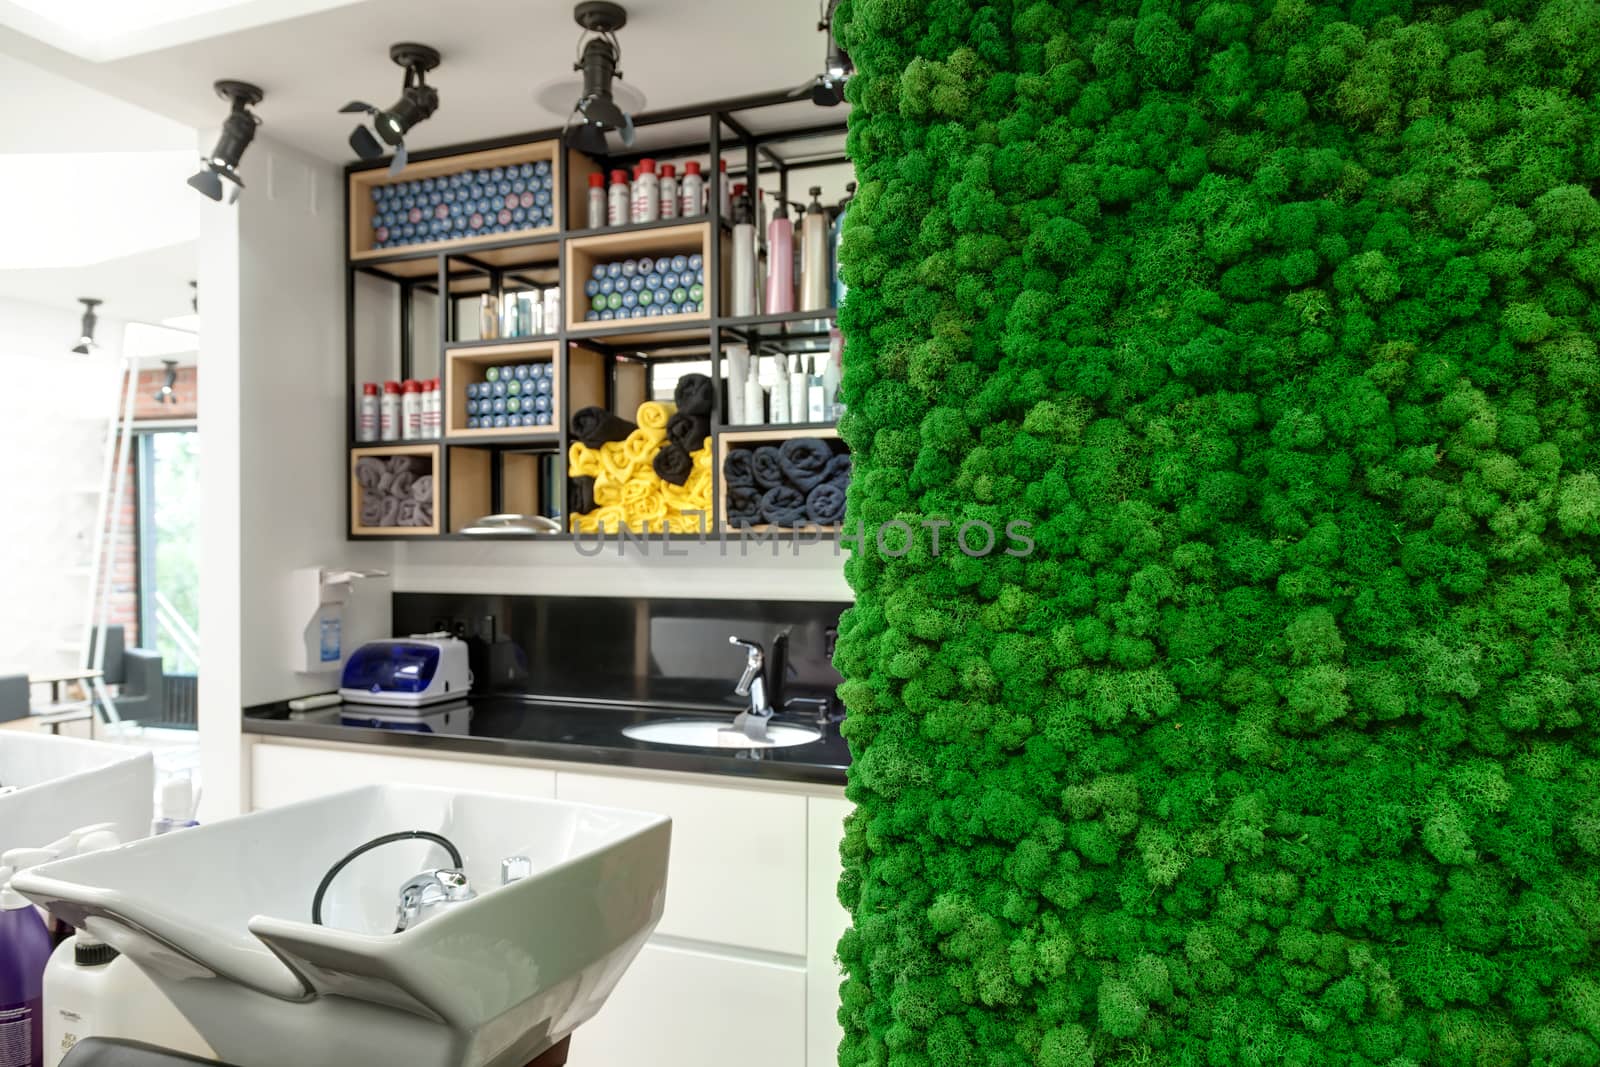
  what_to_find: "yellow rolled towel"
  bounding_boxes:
[666,512,708,534]
[685,470,712,502]
[692,446,712,473]
[622,480,667,523]
[589,505,628,533]
[600,441,636,483]
[624,426,667,463]
[568,442,601,479]
[594,479,623,507]
[636,400,677,430]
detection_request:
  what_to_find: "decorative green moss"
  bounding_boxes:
[831,1,1600,1063]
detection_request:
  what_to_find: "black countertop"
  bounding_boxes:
[243,693,850,787]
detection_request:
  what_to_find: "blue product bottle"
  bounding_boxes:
[688,253,704,272]
[1,869,52,1067]
[670,254,688,273]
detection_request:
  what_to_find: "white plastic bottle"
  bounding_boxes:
[357,382,379,443]
[586,172,606,229]
[422,379,438,439]
[633,159,659,223]
[679,161,704,218]
[380,381,401,441]
[659,164,678,220]
[401,380,421,441]
[789,355,809,425]
[725,343,750,425]
[730,188,757,317]
[607,169,630,226]
[742,358,764,425]
[771,356,791,423]
[43,934,216,1067]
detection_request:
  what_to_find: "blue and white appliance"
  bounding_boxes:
[338,633,472,709]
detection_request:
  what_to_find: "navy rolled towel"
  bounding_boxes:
[752,446,785,490]
[806,481,847,525]
[778,437,833,492]
[822,452,851,485]
[759,485,808,527]
[726,485,762,526]
[653,442,694,486]
[667,412,711,454]
[723,448,755,488]
[570,406,636,449]
[569,475,597,515]
[673,373,715,417]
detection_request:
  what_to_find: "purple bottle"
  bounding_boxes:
[0,874,51,1067]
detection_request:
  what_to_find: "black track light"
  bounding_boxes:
[563,2,636,153]
[70,298,102,355]
[189,80,264,203]
[154,361,180,405]
[342,43,442,177]
[796,0,852,107]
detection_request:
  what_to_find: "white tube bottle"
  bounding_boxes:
[742,357,765,425]
[725,343,750,425]
[730,189,757,317]
[633,159,659,223]
[380,381,401,441]
[771,356,791,423]
[659,164,679,220]
[680,161,704,218]
[788,355,809,425]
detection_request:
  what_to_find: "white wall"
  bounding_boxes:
[0,296,127,678]
[198,131,392,818]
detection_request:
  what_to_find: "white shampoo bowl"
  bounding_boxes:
[14,784,671,1067]
[0,732,154,853]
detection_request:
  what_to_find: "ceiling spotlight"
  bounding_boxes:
[70,298,102,355]
[188,80,264,203]
[795,0,852,107]
[562,2,637,155]
[154,361,180,405]
[342,43,442,177]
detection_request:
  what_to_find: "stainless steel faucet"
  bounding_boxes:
[394,868,476,932]
[729,635,774,740]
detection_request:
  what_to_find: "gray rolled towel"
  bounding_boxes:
[418,501,434,528]
[723,448,755,488]
[397,499,421,527]
[390,470,416,500]
[411,474,434,503]
[359,490,384,528]
[778,437,833,493]
[387,455,416,475]
[752,446,785,490]
[376,469,396,495]
[822,453,851,484]
[356,457,385,490]
[380,495,401,527]
[805,480,847,525]
[759,485,807,527]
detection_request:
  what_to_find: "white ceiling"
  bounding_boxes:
[0,242,197,326]
[0,0,843,165]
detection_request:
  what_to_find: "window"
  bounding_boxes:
[136,429,200,675]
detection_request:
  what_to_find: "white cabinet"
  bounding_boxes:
[566,941,805,1067]
[249,740,556,809]
[555,771,808,956]
[807,797,852,1067]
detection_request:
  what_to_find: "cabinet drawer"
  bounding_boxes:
[566,941,805,1067]
[249,741,556,809]
[555,771,807,955]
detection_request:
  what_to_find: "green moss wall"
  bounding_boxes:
[830,1,1600,1063]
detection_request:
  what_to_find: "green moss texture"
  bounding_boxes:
[830,1,1600,1064]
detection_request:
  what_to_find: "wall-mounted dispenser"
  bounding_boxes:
[291,567,390,674]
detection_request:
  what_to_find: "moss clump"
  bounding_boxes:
[831,1,1600,1063]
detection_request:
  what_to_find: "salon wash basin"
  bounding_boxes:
[0,732,154,854]
[14,784,672,1067]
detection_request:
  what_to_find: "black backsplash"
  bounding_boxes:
[393,593,849,713]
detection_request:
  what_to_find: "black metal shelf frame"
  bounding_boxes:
[344,90,850,540]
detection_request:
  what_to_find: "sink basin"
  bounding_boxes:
[623,718,821,749]
[14,784,671,1067]
[0,732,154,854]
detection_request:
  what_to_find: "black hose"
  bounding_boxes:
[310,830,464,927]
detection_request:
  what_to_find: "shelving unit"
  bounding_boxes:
[344,90,851,541]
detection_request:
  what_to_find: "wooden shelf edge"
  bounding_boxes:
[444,431,561,444]
[444,339,561,358]
[351,226,560,264]
[716,425,841,444]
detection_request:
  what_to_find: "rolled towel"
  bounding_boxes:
[387,455,416,475]
[359,490,384,528]
[571,406,636,449]
[390,470,416,500]
[569,475,597,516]
[356,456,385,490]
[667,412,711,454]
[778,437,834,493]
[397,498,421,527]
[376,469,396,495]
[759,485,808,527]
[806,480,847,525]
[594,479,623,507]
[636,400,677,431]
[726,485,762,526]
[723,448,755,488]
[653,442,694,486]
[624,426,668,463]
[622,480,667,525]
[569,441,602,478]
[380,495,402,527]
[822,453,852,484]
[674,373,715,416]
[418,501,433,528]
[600,440,636,483]
[411,474,433,503]
[752,446,785,490]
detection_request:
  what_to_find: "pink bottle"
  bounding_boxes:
[765,199,795,314]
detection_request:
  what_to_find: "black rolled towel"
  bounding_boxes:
[726,485,762,526]
[653,442,694,486]
[822,452,852,485]
[759,485,808,527]
[667,412,711,454]
[778,437,833,492]
[752,446,785,490]
[723,448,755,488]
[570,406,637,449]
[673,373,715,417]
[569,475,597,516]
[805,480,847,525]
